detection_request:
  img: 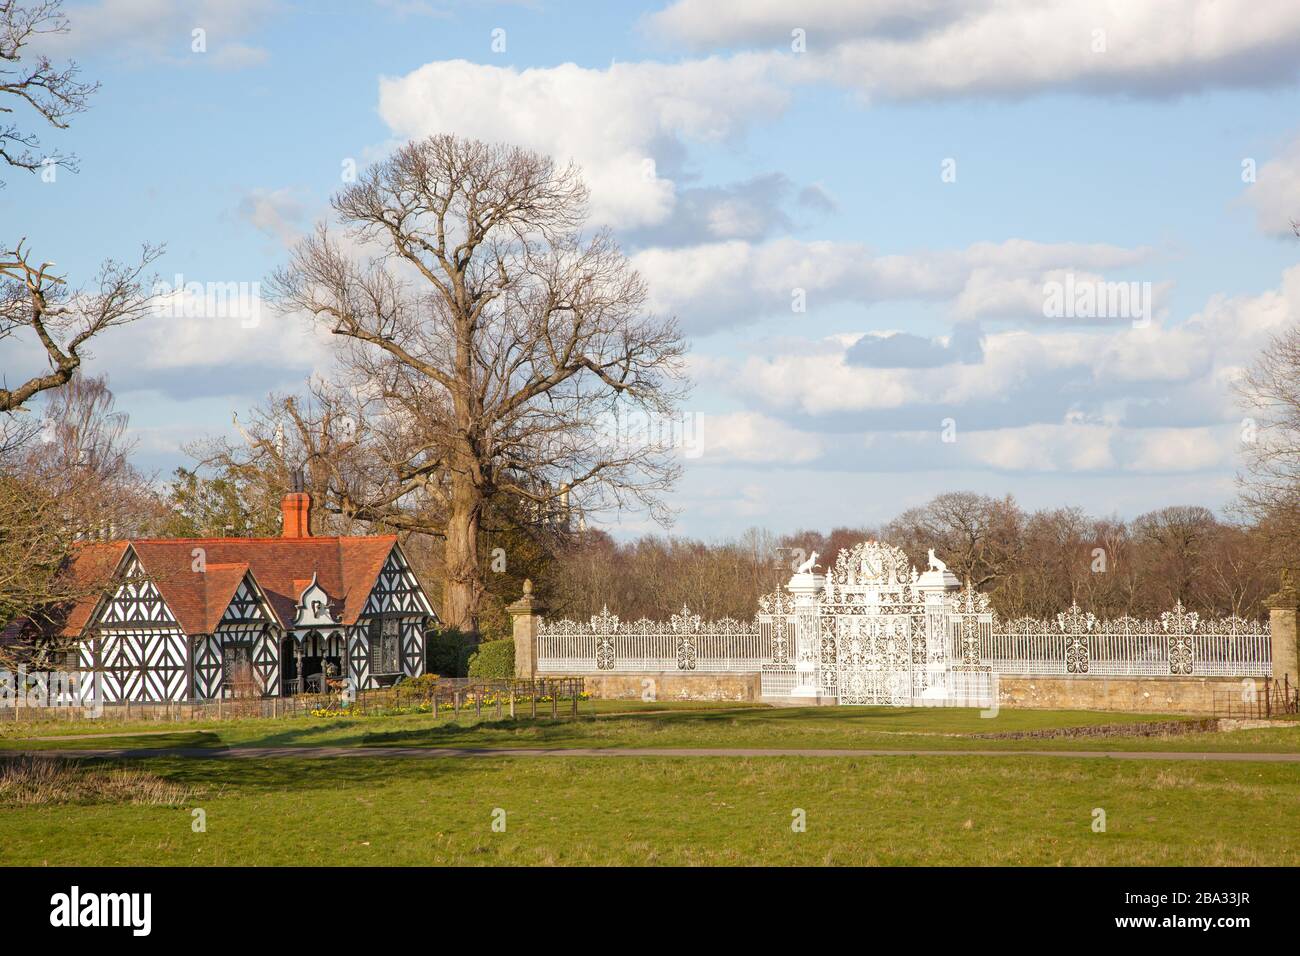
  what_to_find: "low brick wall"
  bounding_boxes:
[569,672,762,702]
[995,675,1265,714]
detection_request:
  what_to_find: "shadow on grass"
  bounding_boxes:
[3,703,1199,755]
[47,752,476,798]
[356,704,1201,750]
[9,731,229,752]
[360,717,605,749]
[355,705,959,749]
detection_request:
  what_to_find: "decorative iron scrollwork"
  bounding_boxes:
[676,634,697,670]
[594,605,618,670]
[1065,635,1090,674]
[1161,601,1198,675]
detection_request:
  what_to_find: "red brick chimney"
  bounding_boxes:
[281,492,312,538]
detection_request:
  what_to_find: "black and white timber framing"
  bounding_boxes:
[73,542,437,704]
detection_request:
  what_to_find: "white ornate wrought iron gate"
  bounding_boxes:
[813,542,989,705]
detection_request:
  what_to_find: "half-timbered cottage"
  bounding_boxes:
[58,491,438,703]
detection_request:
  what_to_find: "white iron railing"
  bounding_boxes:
[758,664,798,697]
[539,596,1271,681]
[969,603,1271,677]
[537,606,769,674]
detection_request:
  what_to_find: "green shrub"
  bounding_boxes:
[467,639,515,679]
[426,627,477,678]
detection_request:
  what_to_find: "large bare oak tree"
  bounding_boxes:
[263,135,687,630]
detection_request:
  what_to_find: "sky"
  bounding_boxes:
[4,0,1300,539]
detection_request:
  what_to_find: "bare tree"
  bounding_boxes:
[0,243,161,412]
[886,491,1023,589]
[196,381,464,541]
[19,372,162,536]
[1076,517,1140,616]
[533,492,1272,626]
[0,2,161,413]
[1198,522,1270,619]
[1237,321,1300,576]
[0,472,117,668]
[0,0,96,181]
[0,374,158,664]
[1129,506,1218,610]
[549,528,785,621]
[266,135,687,630]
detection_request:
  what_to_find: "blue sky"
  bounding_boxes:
[5,0,1300,538]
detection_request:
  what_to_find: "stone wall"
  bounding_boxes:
[573,672,762,702]
[995,675,1266,714]
[566,671,1268,713]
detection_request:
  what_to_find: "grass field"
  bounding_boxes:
[2,703,1298,866]
[3,702,1297,753]
[2,754,1297,866]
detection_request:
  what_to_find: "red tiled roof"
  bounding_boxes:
[63,535,403,637]
[60,542,131,637]
[200,563,251,634]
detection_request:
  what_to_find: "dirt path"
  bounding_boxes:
[6,745,1300,762]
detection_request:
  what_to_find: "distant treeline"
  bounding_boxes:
[543,492,1277,624]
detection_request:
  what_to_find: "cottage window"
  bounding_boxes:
[369,618,400,674]
[221,644,254,693]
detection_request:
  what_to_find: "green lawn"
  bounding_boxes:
[3,703,1297,754]
[1,753,1296,866]
[3,703,1298,866]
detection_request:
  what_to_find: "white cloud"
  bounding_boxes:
[682,415,1236,475]
[1243,137,1300,237]
[58,0,274,66]
[964,422,1117,472]
[376,56,790,228]
[700,412,824,463]
[647,0,1300,100]
[633,237,1155,332]
[132,306,331,372]
[959,422,1230,474]
[1122,427,1228,472]
[238,188,307,247]
[646,0,966,49]
[702,264,1300,440]
[74,279,335,383]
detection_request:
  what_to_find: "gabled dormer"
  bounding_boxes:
[220,573,271,625]
[94,549,178,627]
[361,544,435,616]
[292,573,341,628]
